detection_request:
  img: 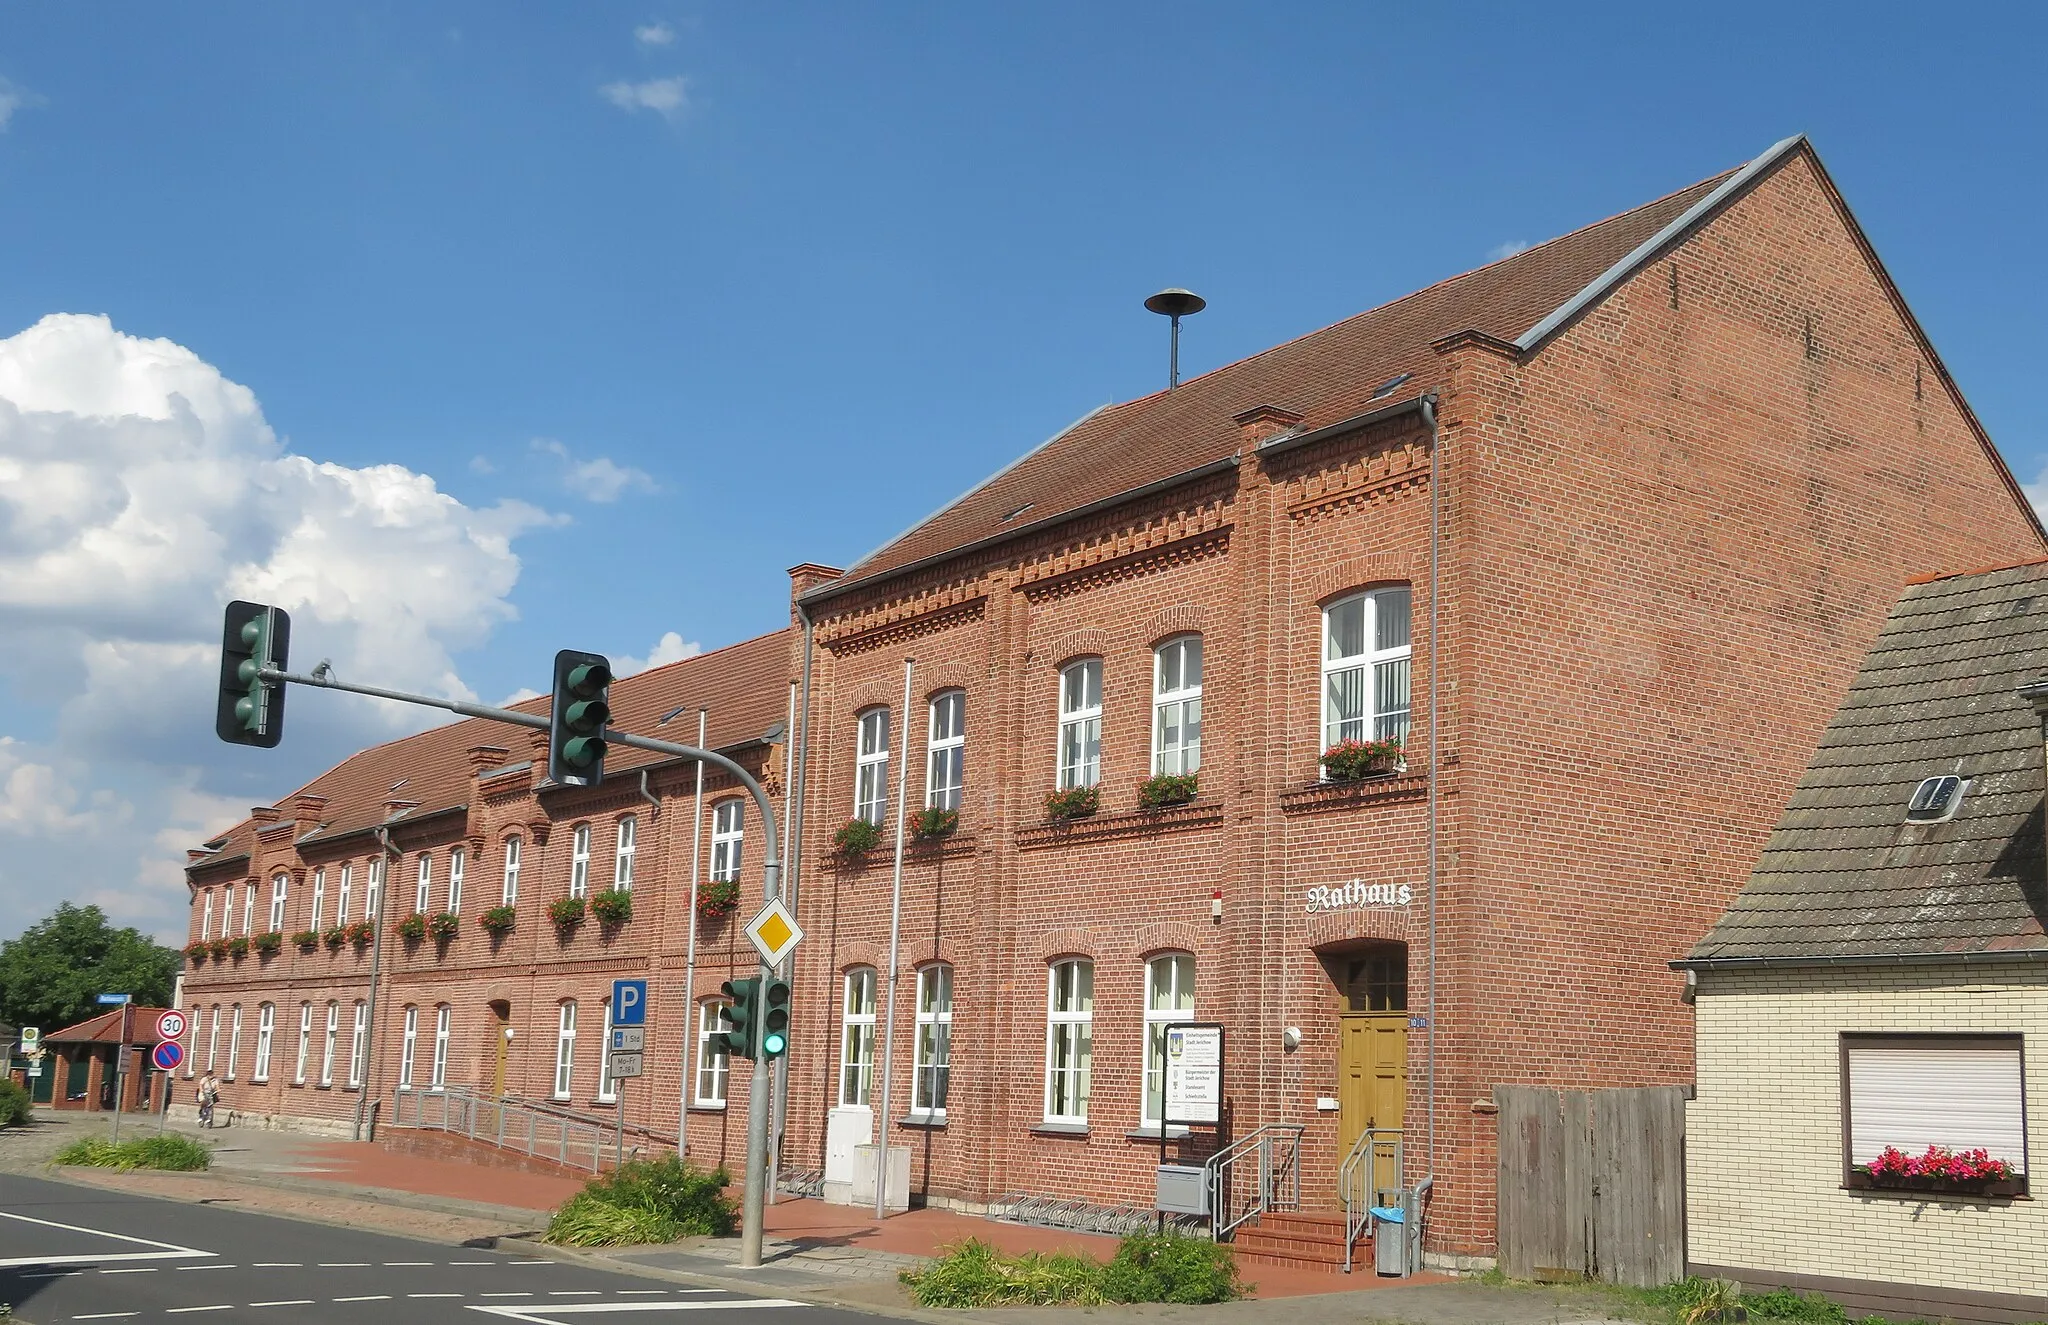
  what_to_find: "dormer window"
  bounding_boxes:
[1905,775,1966,823]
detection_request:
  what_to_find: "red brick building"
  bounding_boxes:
[180,135,2044,1262]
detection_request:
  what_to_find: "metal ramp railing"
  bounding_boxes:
[1202,1123,1304,1240]
[387,1086,647,1173]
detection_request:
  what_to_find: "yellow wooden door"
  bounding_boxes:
[493,1015,508,1097]
[1338,1014,1407,1201]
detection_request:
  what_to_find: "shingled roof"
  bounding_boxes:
[188,628,791,876]
[1681,562,2048,966]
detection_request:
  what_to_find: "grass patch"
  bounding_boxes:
[543,1153,734,1247]
[53,1134,211,1171]
[900,1234,1246,1308]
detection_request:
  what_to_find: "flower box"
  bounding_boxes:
[696,878,740,921]
[427,912,460,942]
[251,930,284,954]
[291,929,321,950]
[1320,737,1406,782]
[832,817,883,862]
[323,926,349,950]
[590,888,633,927]
[1044,785,1100,822]
[347,921,375,947]
[395,912,428,942]
[226,936,250,957]
[480,905,517,935]
[1851,1145,2023,1197]
[910,807,960,842]
[547,896,586,931]
[185,942,209,963]
[1137,773,1198,810]
[208,938,231,959]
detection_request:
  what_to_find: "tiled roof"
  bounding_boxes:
[1683,563,2048,964]
[189,629,792,876]
[826,164,1746,590]
[46,1007,173,1045]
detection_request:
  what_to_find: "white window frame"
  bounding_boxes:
[414,855,432,913]
[431,1005,450,1090]
[710,801,744,883]
[1142,953,1196,1129]
[225,1004,242,1080]
[399,1006,418,1089]
[336,866,352,926]
[205,1006,220,1074]
[253,1003,275,1082]
[241,882,255,936]
[1044,959,1093,1124]
[839,968,877,1107]
[912,964,953,1118]
[554,1001,578,1100]
[310,869,325,931]
[502,836,521,906]
[200,889,214,940]
[320,1002,338,1087]
[1844,1034,2028,1177]
[364,857,382,921]
[854,709,890,825]
[596,1001,617,1103]
[569,824,591,898]
[293,1002,311,1085]
[1152,636,1203,776]
[187,1005,201,1078]
[267,873,288,933]
[1322,587,1413,754]
[695,1001,732,1108]
[1057,660,1103,789]
[926,691,965,811]
[348,1001,368,1088]
[614,815,636,891]
[447,848,464,913]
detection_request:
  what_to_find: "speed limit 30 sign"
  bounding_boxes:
[155,1009,188,1041]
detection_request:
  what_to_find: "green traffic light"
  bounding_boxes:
[561,735,605,768]
[762,1031,787,1055]
[564,697,609,730]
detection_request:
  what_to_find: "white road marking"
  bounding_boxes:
[253,1262,303,1267]
[409,1294,466,1299]
[383,1261,433,1266]
[177,1265,238,1271]
[614,1291,668,1296]
[509,1261,554,1266]
[99,1268,159,1274]
[335,1296,391,1303]
[465,1303,808,1321]
[23,1271,81,1279]
[166,1307,235,1315]
[482,1292,534,1298]
[250,1301,315,1308]
[0,1210,215,1269]
[549,1291,601,1296]
[320,1262,371,1267]
[72,1314,140,1320]
[449,1260,500,1265]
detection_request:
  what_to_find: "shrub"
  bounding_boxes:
[184,942,209,963]
[1136,773,1198,810]
[1043,785,1100,822]
[395,912,427,941]
[480,905,517,935]
[0,1078,32,1127]
[1320,736,1405,781]
[54,1134,211,1171]
[251,930,284,954]
[696,878,740,920]
[832,818,883,861]
[1099,1232,1243,1305]
[590,888,632,927]
[427,912,460,941]
[323,926,349,949]
[911,807,959,841]
[291,929,320,950]
[900,1233,1244,1309]
[548,896,586,930]
[543,1153,734,1247]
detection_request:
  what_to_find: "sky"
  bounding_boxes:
[1,3,2045,944]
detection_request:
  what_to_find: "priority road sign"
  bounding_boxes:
[155,1010,188,1041]
[611,979,647,1027]
[152,1041,184,1073]
[744,898,804,967]
[607,1052,645,1080]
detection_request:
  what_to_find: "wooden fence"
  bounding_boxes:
[1495,1084,1686,1287]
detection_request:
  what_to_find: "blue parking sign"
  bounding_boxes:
[612,978,648,1026]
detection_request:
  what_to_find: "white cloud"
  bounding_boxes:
[600,77,687,120]
[634,23,676,47]
[613,631,702,677]
[0,77,43,133]
[532,436,656,502]
[470,454,497,475]
[1487,239,1533,262]
[0,312,561,939]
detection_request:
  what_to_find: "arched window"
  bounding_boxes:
[614,816,636,891]
[241,881,256,936]
[1152,636,1203,776]
[1044,959,1093,1123]
[399,1005,419,1089]
[926,692,966,811]
[854,709,890,824]
[431,1005,451,1090]
[253,1003,276,1082]
[1322,587,1412,753]
[364,857,383,921]
[200,888,214,941]
[1142,954,1196,1129]
[912,965,953,1118]
[1058,660,1102,789]
[187,1004,201,1078]
[293,1003,311,1085]
[320,1001,339,1087]
[695,999,733,1107]
[414,855,433,914]
[336,865,353,924]
[310,869,326,930]
[348,1001,368,1088]
[553,1001,578,1100]
[502,836,522,906]
[447,848,464,914]
[569,824,591,898]
[839,968,877,1106]
[225,1004,243,1080]
[206,1005,221,1074]
[710,801,744,883]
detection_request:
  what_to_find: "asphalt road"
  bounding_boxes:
[0,1174,887,1325]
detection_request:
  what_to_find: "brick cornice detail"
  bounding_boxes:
[1306,554,1420,606]
[1019,528,1231,605]
[1287,454,1431,523]
[1278,772,1431,816]
[1015,799,1224,850]
[822,595,988,658]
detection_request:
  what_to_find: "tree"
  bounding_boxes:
[0,903,179,1031]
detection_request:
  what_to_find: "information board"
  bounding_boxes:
[1163,1023,1224,1126]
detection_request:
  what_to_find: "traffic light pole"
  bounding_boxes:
[258,665,784,1268]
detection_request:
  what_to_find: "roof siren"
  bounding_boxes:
[1144,288,1206,391]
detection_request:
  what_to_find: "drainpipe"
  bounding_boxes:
[1421,392,1442,1212]
[678,710,708,1149]
[354,827,399,1141]
[768,680,798,1203]
[784,601,817,1183]
[873,656,914,1216]
[636,769,660,819]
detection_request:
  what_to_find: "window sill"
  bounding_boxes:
[1016,799,1224,851]
[899,1114,947,1130]
[1031,1121,1089,1137]
[1841,1180,2028,1202]
[1278,771,1429,816]
[1125,1126,1192,1141]
[686,1103,728,1114]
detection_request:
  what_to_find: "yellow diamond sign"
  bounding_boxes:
[744,898,804,966]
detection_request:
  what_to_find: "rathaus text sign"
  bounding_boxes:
[1304,878,1413,913]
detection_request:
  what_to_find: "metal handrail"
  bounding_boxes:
[386,1085,641,1173]
[1203,1124,1304,1240]
[1340,1126,1402,1273]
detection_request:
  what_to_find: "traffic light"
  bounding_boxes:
[721,977,759,1060]
[760,977,790,1060]
[548,649,612,787]
[217,601,290,747]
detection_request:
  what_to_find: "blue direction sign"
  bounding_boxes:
[152,1041,183,1072]
[96,993,131,1006]
[611,979,648,1027]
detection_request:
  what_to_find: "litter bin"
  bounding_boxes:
[1371,1204,1406,1275]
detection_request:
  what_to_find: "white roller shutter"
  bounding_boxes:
[1846,1040,2026,1170]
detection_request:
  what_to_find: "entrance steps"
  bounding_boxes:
[1227,1210,1363,1273]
